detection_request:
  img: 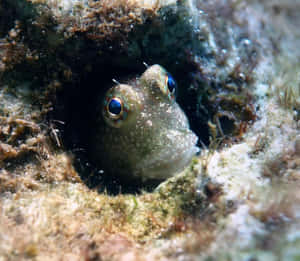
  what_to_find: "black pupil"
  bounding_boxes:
[108,98,122,115]
[167,73,176,93]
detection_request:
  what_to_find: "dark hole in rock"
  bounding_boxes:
[52,59,210,195]
[0,1,258,196]
[218,115,236,136]
[53,64,160,194]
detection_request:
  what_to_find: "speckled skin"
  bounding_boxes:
[92,65,198,181]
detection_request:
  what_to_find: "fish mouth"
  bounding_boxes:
[135,129,199,180]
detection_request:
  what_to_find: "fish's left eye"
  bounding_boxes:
[165,73,176,100]
[167,73,176,94]
[140,65,177,101]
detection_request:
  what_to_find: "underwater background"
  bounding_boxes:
[0,0,300,260]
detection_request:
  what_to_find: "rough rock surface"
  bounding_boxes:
[0,0,299,260]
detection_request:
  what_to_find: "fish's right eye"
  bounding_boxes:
[102,84,142,128]
[103,95,128,128]
[108,97,123,116]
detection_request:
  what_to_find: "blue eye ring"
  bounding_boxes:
[107,97,123,118]
[165,73,176,100]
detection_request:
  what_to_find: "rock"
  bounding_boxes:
[0,0,299,260]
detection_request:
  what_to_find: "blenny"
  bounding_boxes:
[92,65,198,181]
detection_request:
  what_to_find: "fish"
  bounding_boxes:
[92,64,199,181]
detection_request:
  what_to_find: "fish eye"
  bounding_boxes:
[140,65,177,102]
[102,84,141,128]
[108,97,122,116]
[103,96,127,128]
[165,73,177,100]
[167,73,176,94]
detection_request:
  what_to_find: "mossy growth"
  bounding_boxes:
[0,147,220,259]
[272,58,300,113]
